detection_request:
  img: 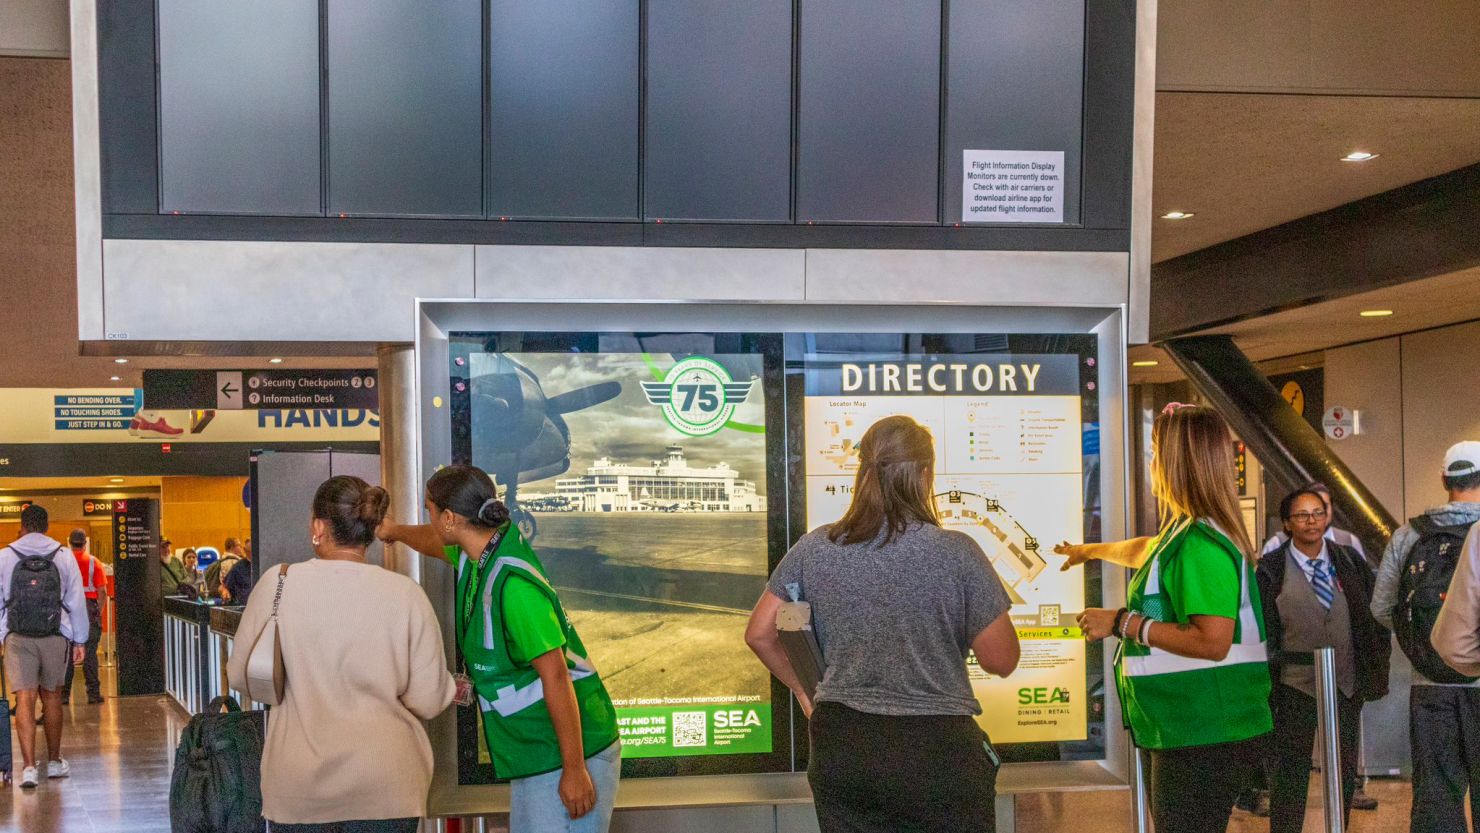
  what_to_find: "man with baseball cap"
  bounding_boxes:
[1371,440,1480,833]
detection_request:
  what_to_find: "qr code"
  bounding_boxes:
[672,712,707,748]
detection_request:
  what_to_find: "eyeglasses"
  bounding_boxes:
[1288,509,1328,523]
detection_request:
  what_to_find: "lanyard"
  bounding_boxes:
[461,525,508,629]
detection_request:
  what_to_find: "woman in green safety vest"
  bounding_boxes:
[380,465,621,832]
[1057,404,1272,833]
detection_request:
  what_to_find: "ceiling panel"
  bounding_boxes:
[1152,92,1480,262]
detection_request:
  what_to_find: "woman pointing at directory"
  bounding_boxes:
[380,464,621,833]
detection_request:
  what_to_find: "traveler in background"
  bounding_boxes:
[746,415,1020,833]
[205,537,244,599]
[63,530,108,705]
[222,536,255,605]
[379,465,622,833]
[159,538,188,597]
[1250,479,1381,814]
[181,548,199,585]
[226,476,455,833]
[0,505,90,789]
[1258,489,1389,833]
[1059,404,1271,833]
[1261,481,1368,560]
[1372,440,1480,833]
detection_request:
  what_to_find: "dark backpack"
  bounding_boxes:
[169,696,266,833]
[205,556,239,598]
[1394,515,1480,684]
[5,545,65,638]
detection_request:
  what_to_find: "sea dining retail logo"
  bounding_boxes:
[640,357,754,437]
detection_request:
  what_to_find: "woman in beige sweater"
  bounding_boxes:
[227,476,456,832]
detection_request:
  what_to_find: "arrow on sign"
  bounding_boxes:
[221,381,238,398]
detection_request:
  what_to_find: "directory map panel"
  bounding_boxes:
[802,353,1090,743]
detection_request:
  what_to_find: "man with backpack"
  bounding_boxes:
[205,537,244,599]
[1371,440,1480,833]
[0,505,90,789]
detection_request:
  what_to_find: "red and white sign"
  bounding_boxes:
[1323,406,1359,441]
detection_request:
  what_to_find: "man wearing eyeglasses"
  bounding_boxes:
[1257,488,1390,833]
[1370,441,1480,833]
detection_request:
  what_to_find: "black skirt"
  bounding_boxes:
[808,702,999,833]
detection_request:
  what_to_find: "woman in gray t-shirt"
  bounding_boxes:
[747,415,1020,833]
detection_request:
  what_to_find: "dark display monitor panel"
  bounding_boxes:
[441,328,1106,784]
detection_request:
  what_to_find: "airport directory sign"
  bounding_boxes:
[446,331,1102,781]
[798,342,1098,745]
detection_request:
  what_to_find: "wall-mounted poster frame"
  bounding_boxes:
[416,300,1132,818]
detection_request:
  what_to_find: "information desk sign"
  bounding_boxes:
[143,369,378,411]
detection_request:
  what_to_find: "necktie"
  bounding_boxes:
[1310,559,1334,610]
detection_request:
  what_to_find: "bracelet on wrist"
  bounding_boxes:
[1113,607,1130,638]
[1138,616,1154,647]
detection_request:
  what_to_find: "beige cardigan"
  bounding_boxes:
[226,558,455,824]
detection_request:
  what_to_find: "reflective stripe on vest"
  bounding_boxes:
[482,652,599,717]
[1121,520,1268,678]
[78,555,98,594]
[480,555,556,651]
[475,554,597,715]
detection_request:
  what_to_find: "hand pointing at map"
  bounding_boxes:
[1054,537,1157,571]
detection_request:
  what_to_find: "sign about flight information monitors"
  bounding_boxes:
[803,354,1088,744]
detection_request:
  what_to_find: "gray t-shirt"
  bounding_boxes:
[767,522,1012,716]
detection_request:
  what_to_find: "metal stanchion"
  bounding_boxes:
[1314,646,1345,833]
[1131,745,1152,833]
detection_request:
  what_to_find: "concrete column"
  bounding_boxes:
[378,343,421,583]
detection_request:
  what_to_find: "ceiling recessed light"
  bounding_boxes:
[1359,309,1394,317]
[268,357,284,364]
[108,477,125,484]
[109,376,121,382]
[1160,211,1195,220]
[1341,151,1379,162]
[1132,360,1160,367]
[114,358,129,364]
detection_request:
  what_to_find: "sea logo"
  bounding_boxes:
[1018,687,1072,705]
[641,357,754,437]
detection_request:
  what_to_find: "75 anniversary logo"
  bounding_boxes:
[641,357,754,437]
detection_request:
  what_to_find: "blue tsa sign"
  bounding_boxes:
[641,357,754,437]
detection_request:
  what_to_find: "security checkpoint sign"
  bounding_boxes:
[143,369,378,411]
[1323,406,1358,440]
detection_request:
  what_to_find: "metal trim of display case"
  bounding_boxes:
[416,299,1132,817]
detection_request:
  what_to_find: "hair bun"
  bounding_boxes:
[356,486,391,526]
[478,497,510,527]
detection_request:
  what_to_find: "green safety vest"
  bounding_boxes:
[1116,518,1273,750]
[454,526,619,780]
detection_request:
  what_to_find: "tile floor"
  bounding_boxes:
[0,667,1422,833]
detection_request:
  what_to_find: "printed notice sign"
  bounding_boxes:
[962,150,1065,224]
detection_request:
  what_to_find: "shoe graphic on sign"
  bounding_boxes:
[129,412,184,438]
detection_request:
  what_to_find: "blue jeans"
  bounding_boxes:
[510,742,621,833]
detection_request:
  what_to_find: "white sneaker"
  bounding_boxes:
[19,766,38,788]
[46,758,69,779]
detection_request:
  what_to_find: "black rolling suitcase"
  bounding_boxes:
[0,648,11,783]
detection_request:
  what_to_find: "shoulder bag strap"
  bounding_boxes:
[269,563,289,618]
